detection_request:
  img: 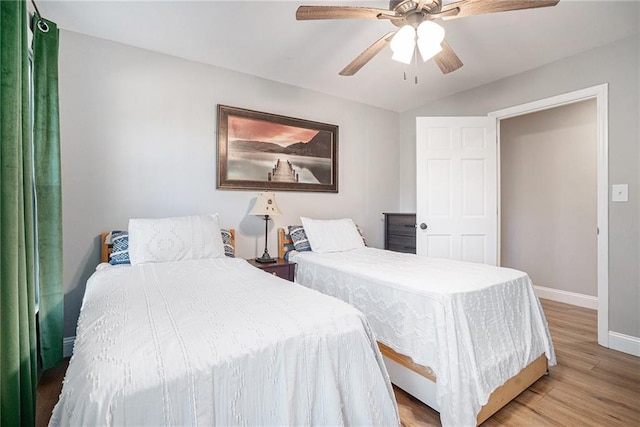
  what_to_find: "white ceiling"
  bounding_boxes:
[39,0,639,112]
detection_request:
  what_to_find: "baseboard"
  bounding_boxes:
[533,285,598,310]
[533,287,638,357]
[63,336,75,358]
[608,331,640,357]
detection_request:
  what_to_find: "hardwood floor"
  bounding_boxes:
[36,299,640,426]
[397,299,640,426]
[36,357,69,427]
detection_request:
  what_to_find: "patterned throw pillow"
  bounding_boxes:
[356,225,367,247]
[288,225,312,252]
[108,229,235,264]
[109,231,130,265]
[281,236,296,261]
[220,228,235,258]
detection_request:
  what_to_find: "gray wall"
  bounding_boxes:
[399,35,640,338]
[500,100,597,296]
[58,30,400,337]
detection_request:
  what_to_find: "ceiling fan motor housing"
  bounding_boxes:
[389,0,441,13]
[389,0,442,27]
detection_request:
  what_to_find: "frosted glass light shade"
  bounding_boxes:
[416,20,445,62]
[390,25,416,65]
[417,39,443,61]
[417,20,445,44]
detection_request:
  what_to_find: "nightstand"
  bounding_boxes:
[246,258,296,282]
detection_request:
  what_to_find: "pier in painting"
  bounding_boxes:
[268,159,298,182]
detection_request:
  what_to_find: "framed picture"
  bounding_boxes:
[217,105,338,193]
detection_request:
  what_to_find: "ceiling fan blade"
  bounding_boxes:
[339,31,396,76]
[296,6,398,21]
[433,41,463,74]
[441,0,559,20]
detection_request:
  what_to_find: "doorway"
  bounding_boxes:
[499,100,597,305]
[489,84,609,347]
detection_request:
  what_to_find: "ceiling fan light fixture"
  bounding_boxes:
[416,20,445,43]
[416,20,445,61]
[391,47,415,64]
[390,24,415,64]
[417,39,443,61]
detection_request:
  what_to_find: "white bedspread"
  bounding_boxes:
[50,257,399,426]
[291,248,556,427]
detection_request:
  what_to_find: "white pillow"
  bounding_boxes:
[300,217,365,253]
[128,214,225,265]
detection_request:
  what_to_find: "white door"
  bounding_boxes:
[416,117,497,265]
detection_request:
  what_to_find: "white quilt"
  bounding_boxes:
[50,257,399,426]
[291,248,556,427]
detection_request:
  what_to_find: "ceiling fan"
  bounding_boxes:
[296,0,560,76]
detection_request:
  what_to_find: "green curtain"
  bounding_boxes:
[0,0,38,425]
[33,15,63,370]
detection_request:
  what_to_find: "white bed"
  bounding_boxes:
[279,226,556,427]
[50,221,399,426]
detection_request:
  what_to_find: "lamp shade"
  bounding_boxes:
[416,21,445,62]
[390,25,416,65]
[250,192,282,216]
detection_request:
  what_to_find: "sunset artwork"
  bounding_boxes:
[228,117,320,149]
[217,106,338,192]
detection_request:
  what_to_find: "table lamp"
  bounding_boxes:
[250,192,282,263]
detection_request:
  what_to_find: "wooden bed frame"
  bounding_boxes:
[100,229,236,263]
[277,228,548,425]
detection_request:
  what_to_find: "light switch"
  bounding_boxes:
[612,184,628,202]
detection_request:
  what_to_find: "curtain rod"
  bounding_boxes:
[31,0,50,32]
[31,0,42,18]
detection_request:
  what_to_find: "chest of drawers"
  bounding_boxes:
[383,213,417,254]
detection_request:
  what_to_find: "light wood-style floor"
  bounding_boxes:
[36,299,640,426]
[396,299,640,426]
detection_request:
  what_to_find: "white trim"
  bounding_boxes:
[63,336,75,358]
[489,83,609,348]
[534,286,598,310]
[489,85,606,119]
[608,331,640,357]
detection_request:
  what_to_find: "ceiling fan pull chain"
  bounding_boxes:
[414,48,418,84]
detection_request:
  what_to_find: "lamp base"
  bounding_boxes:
[254,256,277,264]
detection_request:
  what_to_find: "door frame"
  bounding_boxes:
[488,83,609,347]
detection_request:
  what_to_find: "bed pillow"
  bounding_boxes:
[287,225,312,252]
[108,228,235,265]
[109,230,130,265]
[356,225,367,246]
[300,217,365,253]
[220,228,235,258]
[128,214,226,265]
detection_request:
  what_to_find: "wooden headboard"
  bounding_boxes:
[101,229,236,263]
[100,232,112,263]
[277,228,293,260]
